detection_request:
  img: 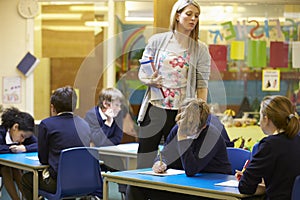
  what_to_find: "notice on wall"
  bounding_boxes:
[230,41,245,60]
[262,69,280,91]
[2,76,21,104]
[292,42,300,68]
[248,40,267,68]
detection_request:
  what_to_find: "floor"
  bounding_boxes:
[0,181,123,200]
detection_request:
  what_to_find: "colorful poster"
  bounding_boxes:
[270,41,289,68]
[209,44,227,72]
[2,76,21,104]
[230,41,244,60]
[247,40,267,68]
[262,69,280,91]
[292,41,300,68]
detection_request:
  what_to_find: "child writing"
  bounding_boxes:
[236,95,300,200]
[126,98,232,200]
[0,107,37,200]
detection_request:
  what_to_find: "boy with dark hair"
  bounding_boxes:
[21,86,101,199]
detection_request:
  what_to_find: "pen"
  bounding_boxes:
[158,148,162,166]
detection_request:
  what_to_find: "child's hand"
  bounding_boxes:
[104,108,114,118]
[235,169,243,181]
[9,145,26,153]
[152,161,167,173]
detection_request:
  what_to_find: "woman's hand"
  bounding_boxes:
[9,145,26,153]
[148,70,163,88]
[152,161,167,173]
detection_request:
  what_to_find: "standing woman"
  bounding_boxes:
[137,0,211,168]
[0,107,37,200]
[236,95,300,200]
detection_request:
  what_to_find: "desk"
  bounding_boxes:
[0,152,48,200]
[98,143,163,170]
[102,169,264,200]
[98,143,139,170]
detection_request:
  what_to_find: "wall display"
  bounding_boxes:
[262,69,280,91]
[270,41,289,68]
[209,44,227,72]
[292,42,300,68]
[2,76,21,104]
[247,40,267,68]
[230,41,245,60]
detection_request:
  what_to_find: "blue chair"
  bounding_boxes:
[251,142,259,159]
[226,147,251,175]
[292,175,300,200]
[39,147,103,200]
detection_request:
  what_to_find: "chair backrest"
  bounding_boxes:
[226,147,251,175]
[56,147,102,198]
[251,142,259,159]
[292,175,300,200]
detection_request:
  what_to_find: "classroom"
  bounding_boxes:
[0,0,300,199]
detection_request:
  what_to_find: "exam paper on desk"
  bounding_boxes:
[25,156,39,161]
[215,180,239,187]
[138,169,185,176]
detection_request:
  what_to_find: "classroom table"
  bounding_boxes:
[98,143,164,170]
[102,168,265,200]
[98,143,139,170]
[0,152,48,200]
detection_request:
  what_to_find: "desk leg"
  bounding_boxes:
[126,157,129,170]
[103,177,109,200]
[32,170,39,200]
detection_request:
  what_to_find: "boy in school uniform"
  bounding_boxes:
[85,87,124,147]
[85,87,125,171]
[21,86,102,199]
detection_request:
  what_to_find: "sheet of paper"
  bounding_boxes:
[138,169,185,176]
[117,143,139,151]
[26,156,39,161]
[215,180,239,187]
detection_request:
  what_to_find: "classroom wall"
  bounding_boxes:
[0,0,34,115]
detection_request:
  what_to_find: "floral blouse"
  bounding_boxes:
[151,38,190,110]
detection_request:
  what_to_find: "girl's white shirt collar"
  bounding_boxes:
[98,107,108,121]
[5,130,16,145]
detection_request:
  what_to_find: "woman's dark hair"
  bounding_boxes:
[1,107,34,132]
[50,86,77,113]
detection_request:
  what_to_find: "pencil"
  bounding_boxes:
[241,159,250,173]
[158,148,162,165]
